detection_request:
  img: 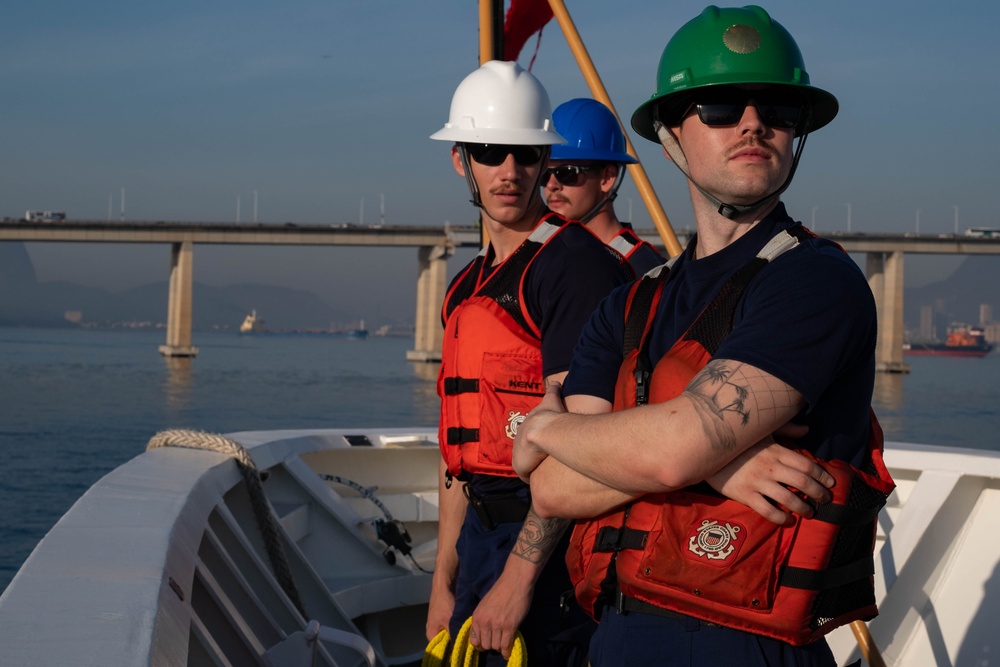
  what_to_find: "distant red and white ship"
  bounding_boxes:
[904,326,995,358]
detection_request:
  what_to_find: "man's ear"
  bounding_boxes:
[451,144,466,176]
[601,164,618,194]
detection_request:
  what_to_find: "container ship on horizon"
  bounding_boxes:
[904,326,995,358]
[238,310,368,339]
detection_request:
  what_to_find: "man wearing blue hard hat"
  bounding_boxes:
[545,98,665,274]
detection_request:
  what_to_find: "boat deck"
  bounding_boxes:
[2,431,999,666]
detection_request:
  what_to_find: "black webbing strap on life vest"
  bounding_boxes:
[594,525,649,552]
[622,268,670,356]
[442,377,480,395]
[622,268,671,406]
[778,475,884,591]
[780,556,875,591]
[447,427,479,445]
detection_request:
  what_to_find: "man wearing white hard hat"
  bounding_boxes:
[427,60,631,666]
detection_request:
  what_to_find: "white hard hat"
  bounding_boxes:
[431,60,565,146]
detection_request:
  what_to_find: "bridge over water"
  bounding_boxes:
[3,218,999,372]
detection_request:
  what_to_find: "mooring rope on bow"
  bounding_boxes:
[147,428,306,617]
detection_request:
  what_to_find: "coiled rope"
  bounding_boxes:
[422,618,527,667]
[146,429,306,617]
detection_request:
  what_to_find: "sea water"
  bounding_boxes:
[2,327,999,593]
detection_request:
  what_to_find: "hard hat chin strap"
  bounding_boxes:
[653,121,808,221]
[578,165,627,224]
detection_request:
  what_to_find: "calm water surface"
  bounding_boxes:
[2,327,999,592]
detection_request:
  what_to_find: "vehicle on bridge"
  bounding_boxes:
[964,227,1000,238]
[24,210,66,222]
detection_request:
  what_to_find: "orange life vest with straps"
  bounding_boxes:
[566,226,896,645]
[438,215,572,478]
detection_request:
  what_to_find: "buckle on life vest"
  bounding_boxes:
[443,377,480,395]
[447,427,479,444]
[634,368,650,405]
[595,526,649,552]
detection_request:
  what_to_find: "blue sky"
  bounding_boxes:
[2,1,995,322]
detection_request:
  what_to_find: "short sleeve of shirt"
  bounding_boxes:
[718,241,877,409]
[525,224,633,378]
[562,283,632,402]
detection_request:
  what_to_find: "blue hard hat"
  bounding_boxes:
[549,98,639,164]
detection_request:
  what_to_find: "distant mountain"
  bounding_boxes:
[0,242,348,330]
[904,255,1000,333]
[0,242,37,287]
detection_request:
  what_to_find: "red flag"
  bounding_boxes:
[503,0,554,62]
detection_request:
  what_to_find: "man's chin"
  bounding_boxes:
[547,201,575,217]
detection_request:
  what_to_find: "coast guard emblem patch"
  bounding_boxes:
[505,411,525,440]
[688,519,741,561]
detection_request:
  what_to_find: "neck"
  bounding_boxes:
[583,207,624,244]
[691,192,778,259]
[482,200,547,264]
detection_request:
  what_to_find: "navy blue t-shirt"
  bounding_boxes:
[564,203,877,466]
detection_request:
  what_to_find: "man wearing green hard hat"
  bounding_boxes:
[513,6,893,666]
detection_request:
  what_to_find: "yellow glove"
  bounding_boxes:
[448,617,527,667]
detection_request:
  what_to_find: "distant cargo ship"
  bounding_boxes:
[904,327,995,357]
[239,311,367,338]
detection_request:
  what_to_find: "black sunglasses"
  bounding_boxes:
[666,87,804,130]
[543,164,598,186]
[464,143,545,166]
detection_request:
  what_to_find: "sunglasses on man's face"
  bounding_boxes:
[464,143,545,167]
[543,164,597,187]
[674,88,804,130]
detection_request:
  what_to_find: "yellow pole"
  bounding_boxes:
[850,620,887,667]
[478,0,495,66]
[546,0,682,256]
[476,0,498,248]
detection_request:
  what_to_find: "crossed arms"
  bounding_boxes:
[513,358,835,524]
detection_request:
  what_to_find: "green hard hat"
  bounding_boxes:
[631,5,839,142]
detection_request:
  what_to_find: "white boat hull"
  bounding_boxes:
[1,431,999,666]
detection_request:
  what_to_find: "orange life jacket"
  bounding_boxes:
[438,215,569,478]
[567,227,896,645]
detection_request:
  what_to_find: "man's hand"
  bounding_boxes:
[707,427,834,525]
[468,569,533,659]
[513,381,566,481]
[426,584,456,642]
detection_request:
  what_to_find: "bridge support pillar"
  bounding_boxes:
[159,240,199,358]
[866,251,908,373]
[407,243,454,363]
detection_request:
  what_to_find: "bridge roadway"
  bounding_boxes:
[4,218,1000,370]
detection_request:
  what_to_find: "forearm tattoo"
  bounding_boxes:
[512,510,569,564]
[686,359,797,454]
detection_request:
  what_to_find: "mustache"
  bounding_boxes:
[490,185,525,196]
[727,136,775,158]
